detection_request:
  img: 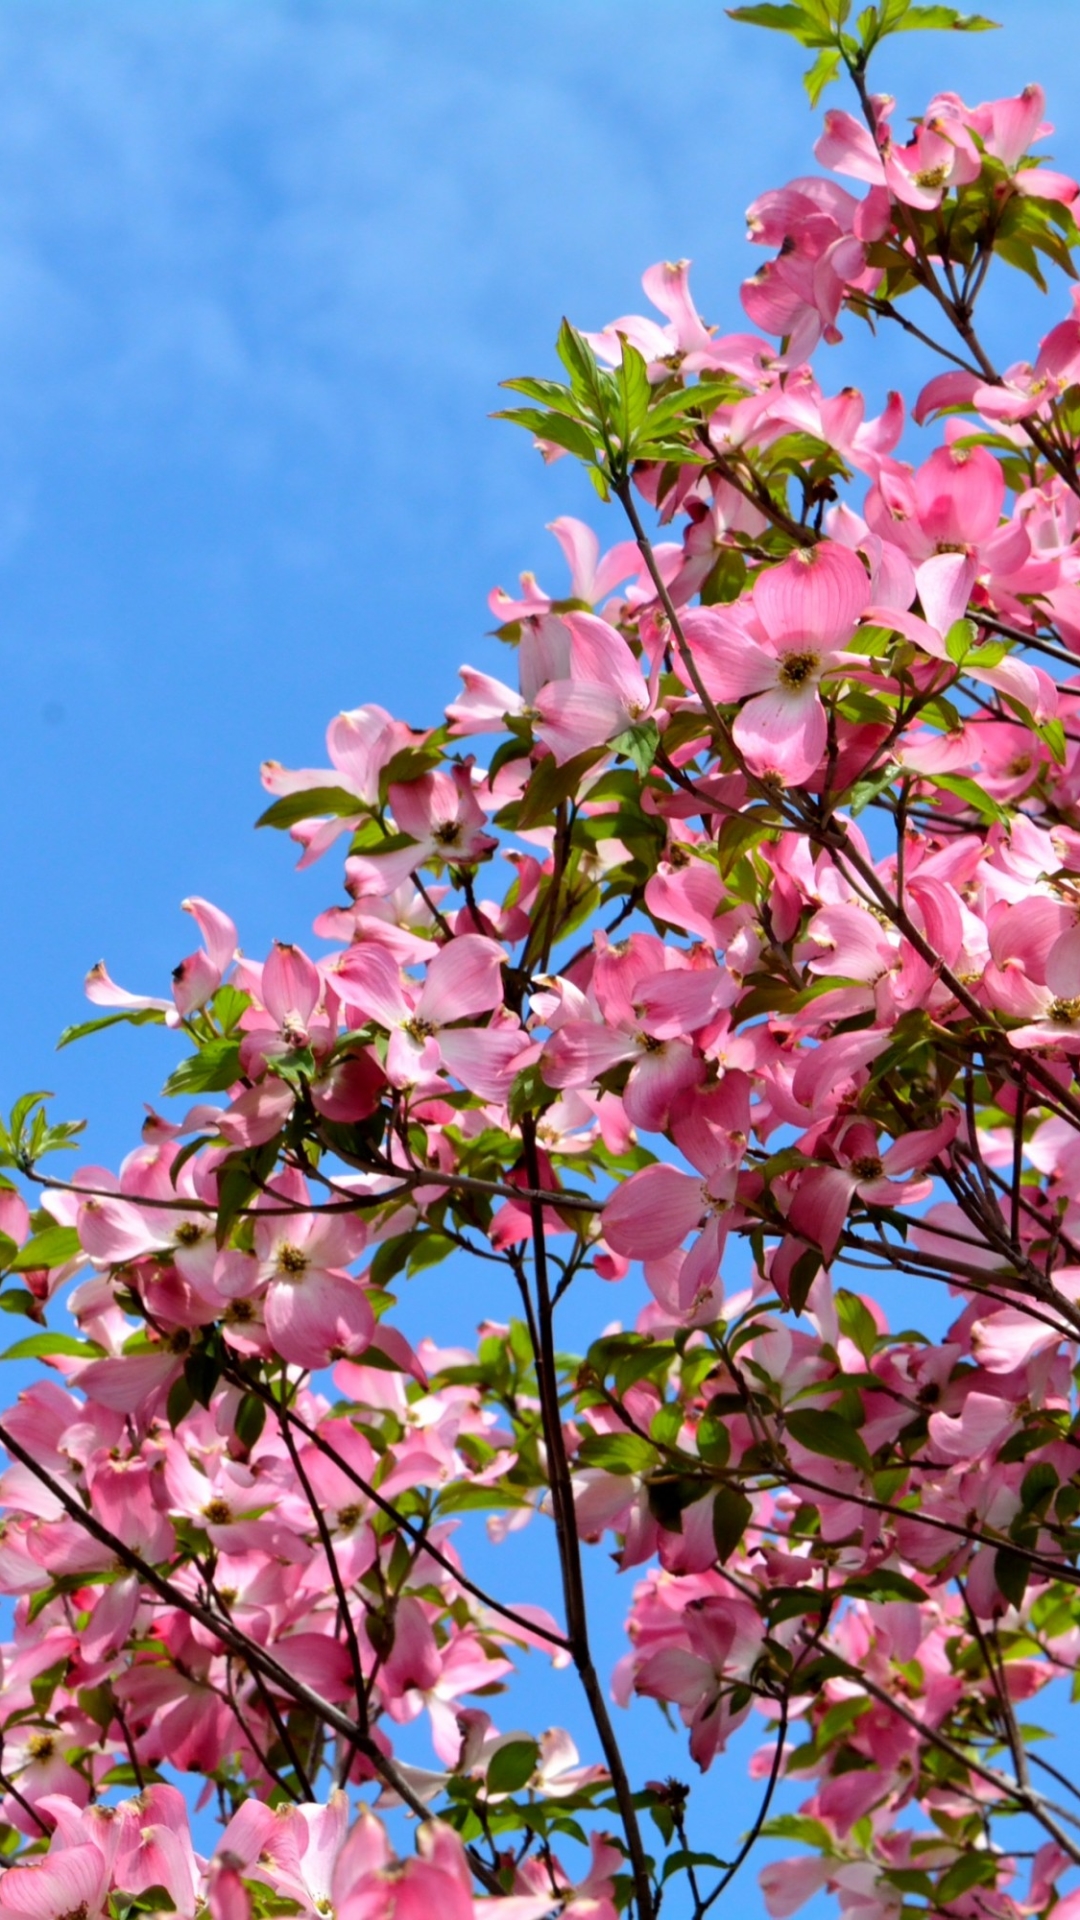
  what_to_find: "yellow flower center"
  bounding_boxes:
[276,1243,309,1276]
[778,650,818,690]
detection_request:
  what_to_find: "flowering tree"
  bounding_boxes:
[7,4,1080,1916]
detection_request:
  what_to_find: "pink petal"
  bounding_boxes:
[914,370,981,425]
[624,1039,703,1131]
[982,83,1047,169]
[331,944,412,1030]
[633,968,736,1038]
[788,1165,857,1263]
[436,1026,533,1101]
[813,108,888,186]
[563,611,650,711]
[680,608,778,701]
[261,941,321,1029]
[914,444,1003,547]
[418,934,505,1027]
[84,961,170,1013]
[265,1270,375,1369]
[1046,925,1080,998]
[914,551,977,637]
[752,541,868,648]
[181,896,237,976]
[603,1163,707,1260]
[543,1023,639,1088]
[0,1845,108,1919]
[734,683,826,783]
[327,703,400,804]
[533,679,634,763]
[928,1391,1014,1463]
[171,946,222,1017]
[641,258,715,355]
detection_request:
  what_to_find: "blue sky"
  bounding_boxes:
[0,1,1076,1908]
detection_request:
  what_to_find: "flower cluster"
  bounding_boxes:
[7,6,1080,1919]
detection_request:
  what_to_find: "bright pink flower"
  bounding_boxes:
[532,612,660,765]
[260,704,422,866]
[603,1078,751,1308]
[333,934,530,1100]
[0,1842,110,1919]
[742,176,888,356]
[252,1175,372,1369]
[682,541,869,782]
[345,765,497,895]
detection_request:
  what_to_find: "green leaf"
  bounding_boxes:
[936,1853,998,1904]
[727,2,822,33]
[487,1738,539,1795]
[494,407,599,464]
[213,983,252,1034]
[184,1345,221,1409]
[2,1331,105,1361]
[768,1585,831,1626]
[616,338,651,447]
[1021,1460,1058,1511]
[996,234,1049,292]
[803,44,842,102]
[786,1407,872,1473]
[650,1403,683,1447]
[111,1888,179,1917]
[924,772,1008,824]
[610,718,660,776]
[515,747,606,830]
[846,764,900,816]
[699,547,748,606]
[0,1288,42,1319]
[663,1849,730,1884]
[712,1486,753,1562]
[1039,715,1067,766]
[30,1656,69,1712]
[406,1230,457,1276]
[256,785,363,830]
[835,1288,879,1361]
[716,806,779,876]
[163,1037,242,1098]
[896,5,997,27]
[10,1225,82,1271]
[166,1374,196,1430]
[235,1391,267,1450]
[696,1414,731,1468]
[500,374,582,418]
[787,1248,822,1315]
[379,740,446,797]
[555,318,607,408]
[215,1139,282,1248]
[842,1568,926,1603]
[437,1482,533,1513]
[57,1007,168,1049]
[576,1432,655,1475]
[0,1092,85,1171]
[945,617,976,663]
[994,1545,1029,1608]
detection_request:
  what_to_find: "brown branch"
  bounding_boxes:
[520,1113,655,1920]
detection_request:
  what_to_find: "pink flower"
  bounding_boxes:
[332,934,531,1101]
[346,766,497,893]
[252,1171,372,1369]
[532,613,660,766]
[681,541,869,782]
[260,704,423,866]
[602,1078,751,1309]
